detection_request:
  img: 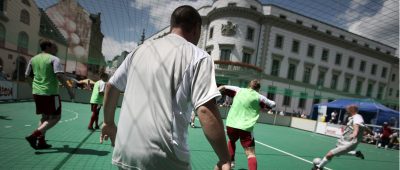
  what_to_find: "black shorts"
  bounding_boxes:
[33,94,61,115]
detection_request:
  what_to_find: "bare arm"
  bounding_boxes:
[100,83,120,146]
[56,73,74,99]
[197,99,230,169]
[351,124,360,139]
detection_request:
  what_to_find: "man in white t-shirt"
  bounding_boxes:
[313,105,365,170]
[99,5,230,170]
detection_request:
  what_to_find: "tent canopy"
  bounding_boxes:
[312,98,399,127]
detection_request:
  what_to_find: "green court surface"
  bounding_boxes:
[0,102,398,170]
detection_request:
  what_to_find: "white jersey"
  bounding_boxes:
[342,114,365,142]
[109,33,220,169]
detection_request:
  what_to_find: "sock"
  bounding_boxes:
[228,140,236,161]
[94,110,99,127]
[88,111,96,128]
[30,130,42,138]
[318,157,330,168]
[248,157,257,170]
[347,151,356,155]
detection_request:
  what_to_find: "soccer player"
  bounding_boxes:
[100,5,230,170]
[219,80,276,170]
[24,40,74,149]
[88,73,108,130]
[312,104,365,170]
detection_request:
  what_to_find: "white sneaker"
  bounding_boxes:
[230,161,235,169]
[190,123,195,128]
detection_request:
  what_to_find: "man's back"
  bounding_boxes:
[110,34,219,169]
[29,53,60,95]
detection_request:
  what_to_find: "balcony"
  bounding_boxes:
[214,60,263,77]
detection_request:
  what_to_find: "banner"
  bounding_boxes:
[0,81,16,100]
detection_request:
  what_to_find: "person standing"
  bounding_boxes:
[219,80,276,170]
[100,5,230,170]
[312,105,365,170]
[24,40,74,149]
[88,73,108,130]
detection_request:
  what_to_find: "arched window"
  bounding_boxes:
[20,9,30,25]
[0,23,5,47]
[17,32,29,53]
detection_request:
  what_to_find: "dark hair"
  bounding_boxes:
[40,40,55,51]
[170,5,202,33]
[100,73,108,79]
[249,79,261,90]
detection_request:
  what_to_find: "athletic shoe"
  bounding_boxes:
[311,165,323,170]
[356,151,364,159]
[25,135,37,149]
[190,123,195,128]
[230,161,235,169]
[37,143,52,149]
[95,125,100,129]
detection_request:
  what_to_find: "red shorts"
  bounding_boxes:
[91,104,101,112]
[33,94,61,115]
[226,126,255,148]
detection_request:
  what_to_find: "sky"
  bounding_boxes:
[34,0,399,61]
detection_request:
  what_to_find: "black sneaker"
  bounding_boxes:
[37,143,52,149]
[356,151,364,159]
[95,126,100,129]
[25,136,37,150]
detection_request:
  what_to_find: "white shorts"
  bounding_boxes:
[330,138,358,156]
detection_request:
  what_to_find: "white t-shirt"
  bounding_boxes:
[343,113,365,142]
[109,33,220,170]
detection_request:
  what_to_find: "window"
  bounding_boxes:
[298,92,307,109]
[381,67,387,78]
[317,71,326,87]
[250,5,257,10]
[389,88,393,96]
[326,30,332,35]
[275,35,284,49]
[366,83,374,97]
[20,10,30,25]
[335,53,342,65]
[242,52,251,64]
[279,14,286,19]
[355,80,363,95]
[396,90,399,97]
[347,57,354,69]
[321,49,329,61]
[246,27,254,41]
[377,85,384,100]
[303,67,312,83]
[271,59,280,76]
[8,54,12,59]
[291,40,300,53]
[359,60,366,72]
[352,39,358,44]
[287,63,296,80]
[364,43,369,48]
[386,51,391,55]
[209,27,214,39]
[220,49,231,61]
[267,86,276,100]
[228,3,237,6]
[331,74,338,90]
[206,50,211,55]
[391,74,396,82]
[339,35,345,39]
[22,0,31,6]
[0,0,4,12]
[343,77,351,92]
[283,89,292,106]
[17,32,29,53]
[371,64,377,75]
[0,23,5,47]
[313,96,321,104]
[296,20,303,25]
[307,44,314,57]
[311,25,318,30]
[375,47,380,52]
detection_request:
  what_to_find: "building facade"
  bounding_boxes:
[149,0,399,115]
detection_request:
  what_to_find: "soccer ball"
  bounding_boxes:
[313,157,322,165]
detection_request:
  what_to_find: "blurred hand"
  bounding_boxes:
[100,123,117,147]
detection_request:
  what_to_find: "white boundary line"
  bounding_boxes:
[255,140,333,170]
[59,109,79,123]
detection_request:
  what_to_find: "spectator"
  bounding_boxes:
[330,110,337,124]
[377,122,392,149]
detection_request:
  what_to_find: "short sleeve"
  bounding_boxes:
[353,115,364,126]
[108,51,135,92]
[25,59,33,77]
[51,56,64,73]
[98,81,106,93]
[191,57,221,109]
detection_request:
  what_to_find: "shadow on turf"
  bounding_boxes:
[0,115,12,120]
[34,145,109,156]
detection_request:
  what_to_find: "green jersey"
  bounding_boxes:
[90,80,105,104]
